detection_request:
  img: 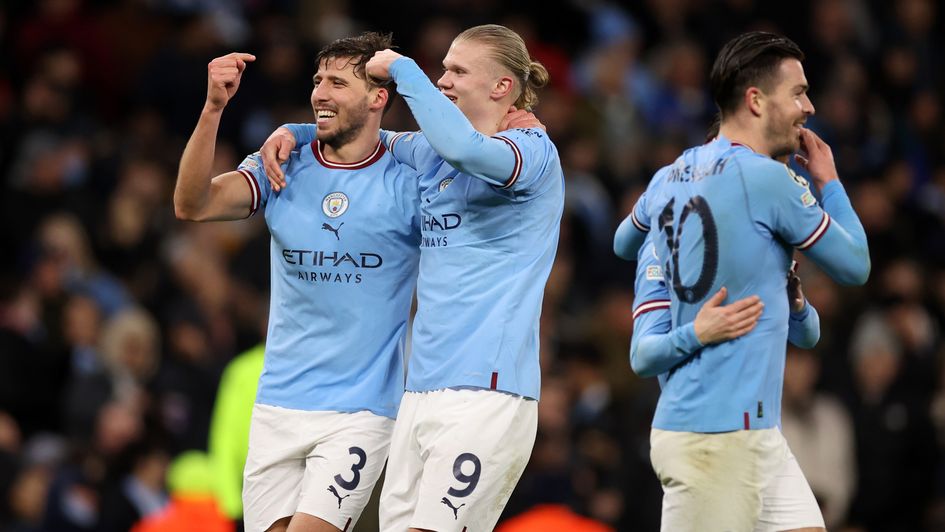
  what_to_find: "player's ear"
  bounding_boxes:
[491,75,514,101]
[746,86,764,117]
[369,86,388,112]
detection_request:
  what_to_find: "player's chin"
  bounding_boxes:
[782,135,801,156]
[316,129,335,143]
[788,138,801,154]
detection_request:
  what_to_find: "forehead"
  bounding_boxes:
[444,39,492,69]
[315,56,362,80]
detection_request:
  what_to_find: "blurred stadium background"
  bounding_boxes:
[1,0,944,530]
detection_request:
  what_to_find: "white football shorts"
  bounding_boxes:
[650,427,825,532]
[243,404,394,532]
[380,388,538,532]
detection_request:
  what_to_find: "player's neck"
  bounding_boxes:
[718,122,771,157]
[465,106,503,137]
[320,126,382,164]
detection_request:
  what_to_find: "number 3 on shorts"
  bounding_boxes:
[447,453,481,497]
[334,446,367,490]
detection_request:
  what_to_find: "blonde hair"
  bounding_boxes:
[455,24,549,111]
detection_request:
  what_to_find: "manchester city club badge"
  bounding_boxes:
[322,192,349,218]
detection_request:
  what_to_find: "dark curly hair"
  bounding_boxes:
[314,32,396,111]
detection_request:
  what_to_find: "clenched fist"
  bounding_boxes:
[206,52,256,112]
[365,49,403,82]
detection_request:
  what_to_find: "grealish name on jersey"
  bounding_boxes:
[666,158,729,183]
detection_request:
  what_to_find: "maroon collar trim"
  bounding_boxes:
[311,139,386,169]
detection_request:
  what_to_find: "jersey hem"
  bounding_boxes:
[405,384,538,401]
[253,399,397,420]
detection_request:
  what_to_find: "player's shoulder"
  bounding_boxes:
[242,146,306,164]
[283,147,314,174]
[724,143,786,174]
[389,130,430,150]
[645,160,677,193]
[736,154,801,190]
[239,150,264,169]
[740,160,818,213]
[495,127,551,143]
[382,149,423,190]
[495,128,558,157]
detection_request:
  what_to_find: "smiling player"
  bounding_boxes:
[613,32,869,531]
[174,33,420,532]
[261,24,564,532]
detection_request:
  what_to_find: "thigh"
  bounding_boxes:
[410,389,538,532]
[651,428,773,532]
[379,392,425,532]
[754,442,825,532]
[297,411,395,532]
[243,405,310,532]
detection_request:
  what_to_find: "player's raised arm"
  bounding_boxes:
[258,85,548,187]
[742,149,869,286]
[366,48,551,190]
[792,128,870,284]
[175,52,260,222]
[380,108,544,173]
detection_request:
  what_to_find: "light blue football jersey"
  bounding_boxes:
[630,237,820,385]
[236,139,420,418]
[621,136,867,432]
[386,58,565,400]
[284,58,566,400]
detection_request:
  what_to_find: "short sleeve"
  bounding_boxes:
[491,128,560,194]
[236,151,273,217]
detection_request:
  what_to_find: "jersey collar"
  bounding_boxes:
[311,139,386,170]
[718,134,757,153]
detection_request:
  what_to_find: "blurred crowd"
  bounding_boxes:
[1,1,944,531]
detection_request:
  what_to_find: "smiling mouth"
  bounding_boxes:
[316,109,338,126]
